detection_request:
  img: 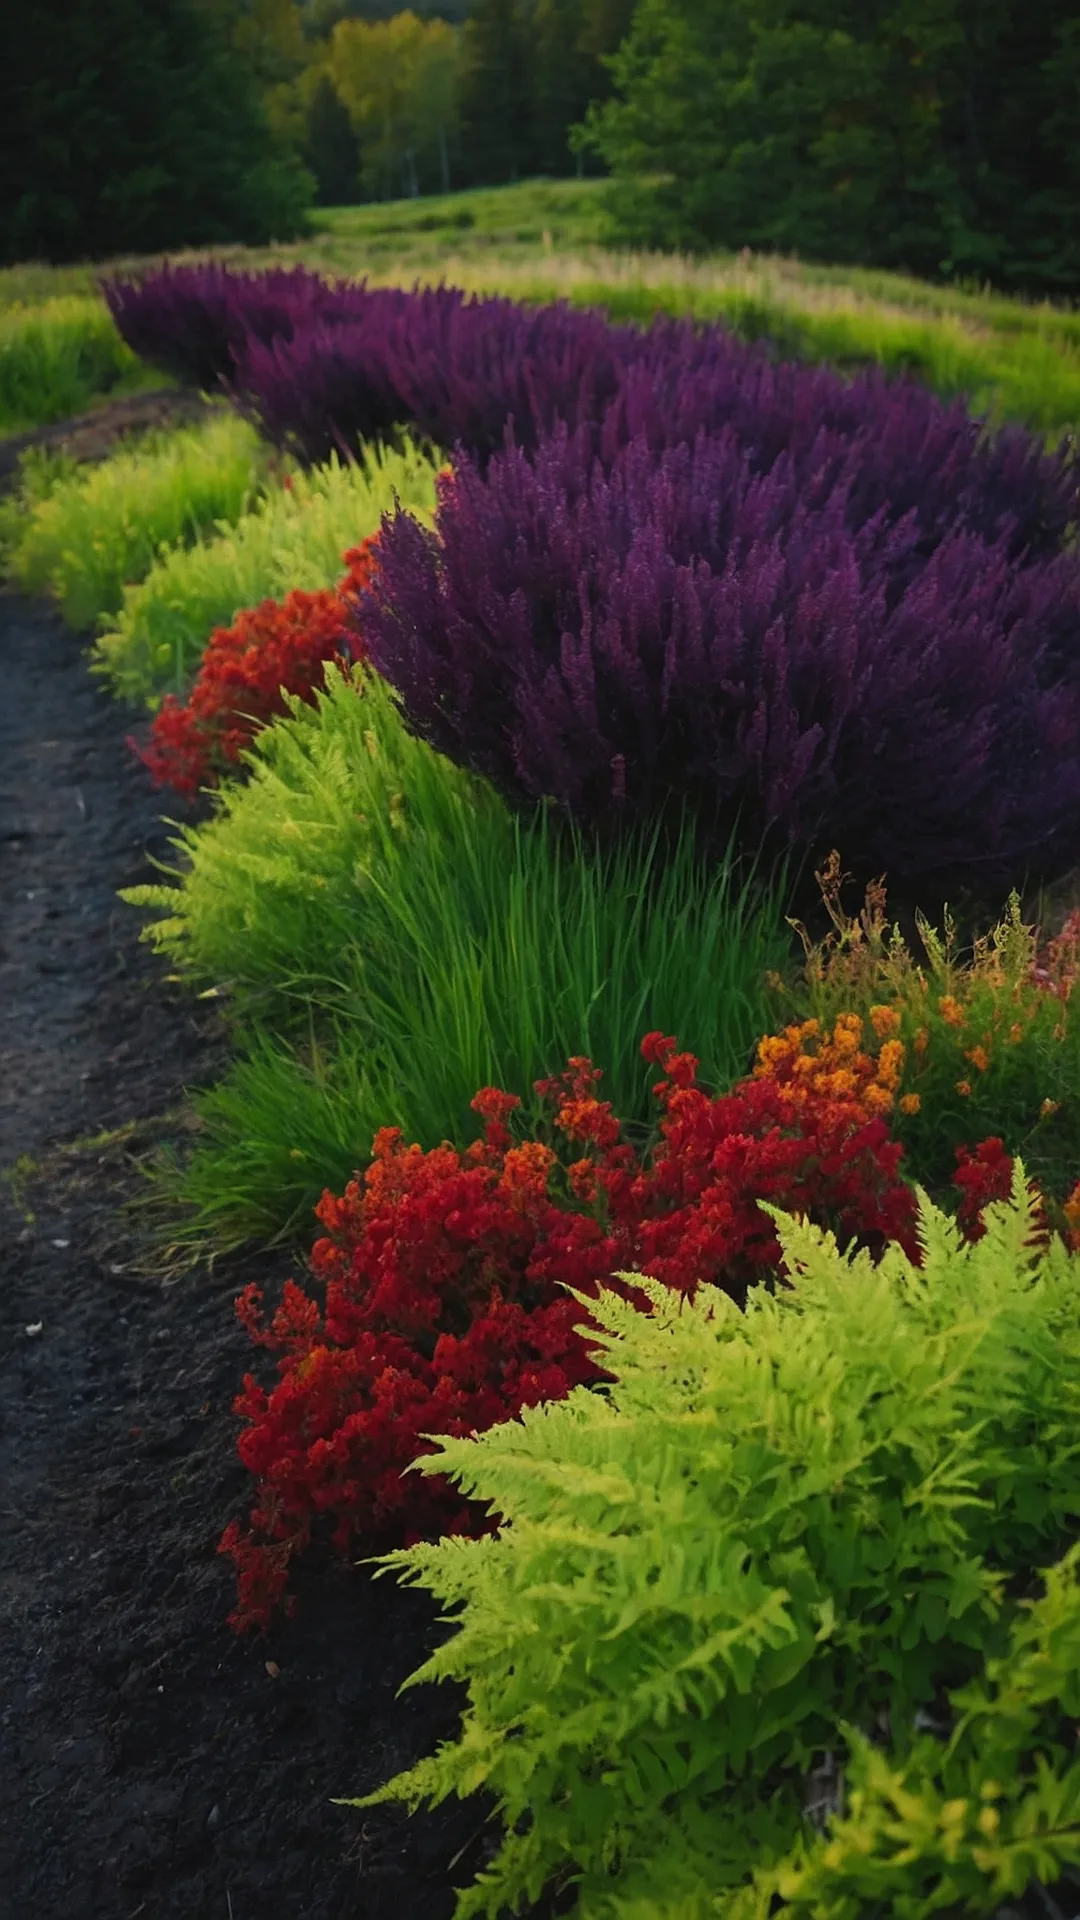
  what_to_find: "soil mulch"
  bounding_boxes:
[0,393,510,1920]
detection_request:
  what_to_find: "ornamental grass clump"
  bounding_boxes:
[0,295,142,432]
[347,1168,1080,1920]
[123,668,791,1252]
[362,428,1080,901]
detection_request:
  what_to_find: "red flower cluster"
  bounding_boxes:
[220,1034,934,1630]
[133,538,380,798]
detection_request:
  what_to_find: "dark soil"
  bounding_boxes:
[0,397,511,1920]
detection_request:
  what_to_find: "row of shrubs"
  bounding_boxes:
[10,271,1080,1916]
[102,262,1080,911]
[1,408,439,700]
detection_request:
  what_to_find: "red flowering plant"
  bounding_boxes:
[219,1032,951,1631]
[132,537,380,798]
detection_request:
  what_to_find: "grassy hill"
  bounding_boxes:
[2,177,1079,440]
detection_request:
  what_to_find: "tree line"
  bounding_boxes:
[583,0,1080,297]
[4,0,1075,296]
[0,0,633,263]
[229,0,637,206]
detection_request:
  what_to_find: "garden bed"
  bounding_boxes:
[0,556,516,1917]
[4,325,1079,1919]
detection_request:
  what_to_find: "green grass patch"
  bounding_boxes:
[93,438,440,706]
[0,295,161,433]
[124,665,791,1252]
[5,410,268,631]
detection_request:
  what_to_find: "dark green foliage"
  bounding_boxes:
[301,73,361,204]
[302,0,473,24]
[583,0,1080,296]
[0,0,314,266]
[533,0,636,176]
[454,0,633,186]
[456,0,536,184]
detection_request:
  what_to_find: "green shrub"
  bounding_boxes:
[94,441,440,705]
[349,1168,1080,1920]
[582,1,1080,300]
[6,411,267,630]
[0,296,145,433]
[124,665,790,1249]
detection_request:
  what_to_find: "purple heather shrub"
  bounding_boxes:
[600,344,1080,562]
[377,293,644,462]
[231,287,648,467]
[231,286,462,464]
[360,428,1080,898]
[103,264,1078,557]
[101,262,360,394]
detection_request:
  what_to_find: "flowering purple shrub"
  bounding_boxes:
[231,287,453,464]
[101,263,358,394]
[104,265,1078,560]
[361,429,1080,897]
[232,288,648,468]
[601,344,1080,563]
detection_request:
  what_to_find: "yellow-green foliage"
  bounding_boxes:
[349,1170,1080,1920]
[6,411,267,630]
[93,440,440,705]
[0,295,145,432]
[122,665,492,1005]
[122,665,788,1253]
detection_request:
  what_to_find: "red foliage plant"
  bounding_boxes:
[219,1031,996,1632]
[133,537,380,798]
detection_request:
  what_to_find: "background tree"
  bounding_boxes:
[329,10,462,196]
[456,0,535,183]
[580,0,1080,295]
[300,0,471,28]
[0,0,314,264]
[298,68,362,202]
[533,0,638,176]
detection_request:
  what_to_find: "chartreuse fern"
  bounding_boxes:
[345,1169,1080,1920]
[93,439,440,705]
[6,409,267,629]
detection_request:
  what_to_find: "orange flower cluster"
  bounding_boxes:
[753,1008,919,1119]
